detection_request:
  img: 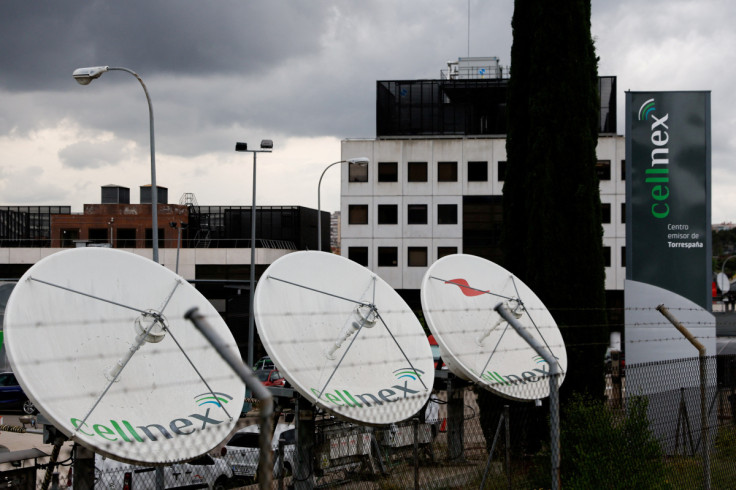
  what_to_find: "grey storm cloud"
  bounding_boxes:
[58,139,132,169]
[0,1,508,159]
[0,1,327,92]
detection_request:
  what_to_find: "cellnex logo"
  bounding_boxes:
[311,367,425,408]
[69,392,232,443]
[195,392,233,407]
[638,97,671,219]
[476,356,551,387]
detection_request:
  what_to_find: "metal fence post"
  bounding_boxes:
[185,308,274,490]
[413,417,419,490]
[495,303,561,490]
[504,405,511,490]
[656,304,710,490]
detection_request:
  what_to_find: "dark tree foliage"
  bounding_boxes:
[502,0,608,399]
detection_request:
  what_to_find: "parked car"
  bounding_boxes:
[604,348,626,377]
[256,368,287,387]
[94,453,232,489]
[253,356,275,371]
[220,421,296,484]
[0,372,37,414]
[428,336,447,370]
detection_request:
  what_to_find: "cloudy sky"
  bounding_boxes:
[1,1,735,221]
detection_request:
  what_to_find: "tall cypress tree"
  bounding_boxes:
[503,0,608,398]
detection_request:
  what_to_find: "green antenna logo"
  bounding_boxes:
[638,98,656,121]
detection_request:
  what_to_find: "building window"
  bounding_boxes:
[467,161,488,182]
[407,204,428,224]
[117,228,136,248]
[596,160,611,181]
[378,162,398,182]
[348,205,369,224]
[349,162,368,182]
[621,202,626,224]
[144,228,165,249]
[437,161,458,182]
[601,203,611,224]
[408,247,428,267]
[497,161,507,182]
[621,246,626,268]
[603,246,611,267]
[60,228,80,248]
[437,204,458,225]
[621,160,626,180]
[348,247,369,266]
[438,246,457,259]
[408,162,428,182]
[378,247,398,267]
[377,204,398,224]
[89,228,108,244]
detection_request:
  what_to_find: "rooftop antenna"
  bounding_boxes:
[468,0,471,57]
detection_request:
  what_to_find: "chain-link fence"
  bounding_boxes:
[6,355,736,489]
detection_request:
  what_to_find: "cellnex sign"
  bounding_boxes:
[69,392,232,443]
[626,91,712,309]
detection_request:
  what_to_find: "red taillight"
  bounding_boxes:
[221,446,227,456]
[123,471,132,490]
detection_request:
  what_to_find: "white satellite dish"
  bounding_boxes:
[420,254,566,400]
[254,251,433,425]
[717,272,730,293]
[3,248,245,465]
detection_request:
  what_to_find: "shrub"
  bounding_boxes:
[560,394,672,489]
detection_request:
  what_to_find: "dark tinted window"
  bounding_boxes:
[407,162,428,182]
[467,161,488,182]
[378,247,398,267]
[438,161,458,182]
[437,204,457,225]
[378,162,398,182]
[348,205,368,224]
[407,204,428,224]
[408,247,428,267]
[348,247,369,266]
[596,160,611,181]
[377,204,398,224]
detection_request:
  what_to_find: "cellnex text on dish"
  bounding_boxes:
[70,407,226,443]
[477,362,551,387]
[310,381,423,408]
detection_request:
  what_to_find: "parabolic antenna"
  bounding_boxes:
[420,254,566,401]
[254,251,433,425]
[3,248,245,465]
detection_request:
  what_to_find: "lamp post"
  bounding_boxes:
[235,140,273,368]
[73,66,160,264]
[318,158,369,251]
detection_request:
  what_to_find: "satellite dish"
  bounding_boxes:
[717,272,730,293]
[3,248,244,465]
[420,254,566,400]
[254,251,433,425]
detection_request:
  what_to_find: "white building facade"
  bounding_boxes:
[340,134,626,293]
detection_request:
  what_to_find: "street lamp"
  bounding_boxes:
[73,66,160,264]
[235,140,273,368]
[318,158,369,251]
